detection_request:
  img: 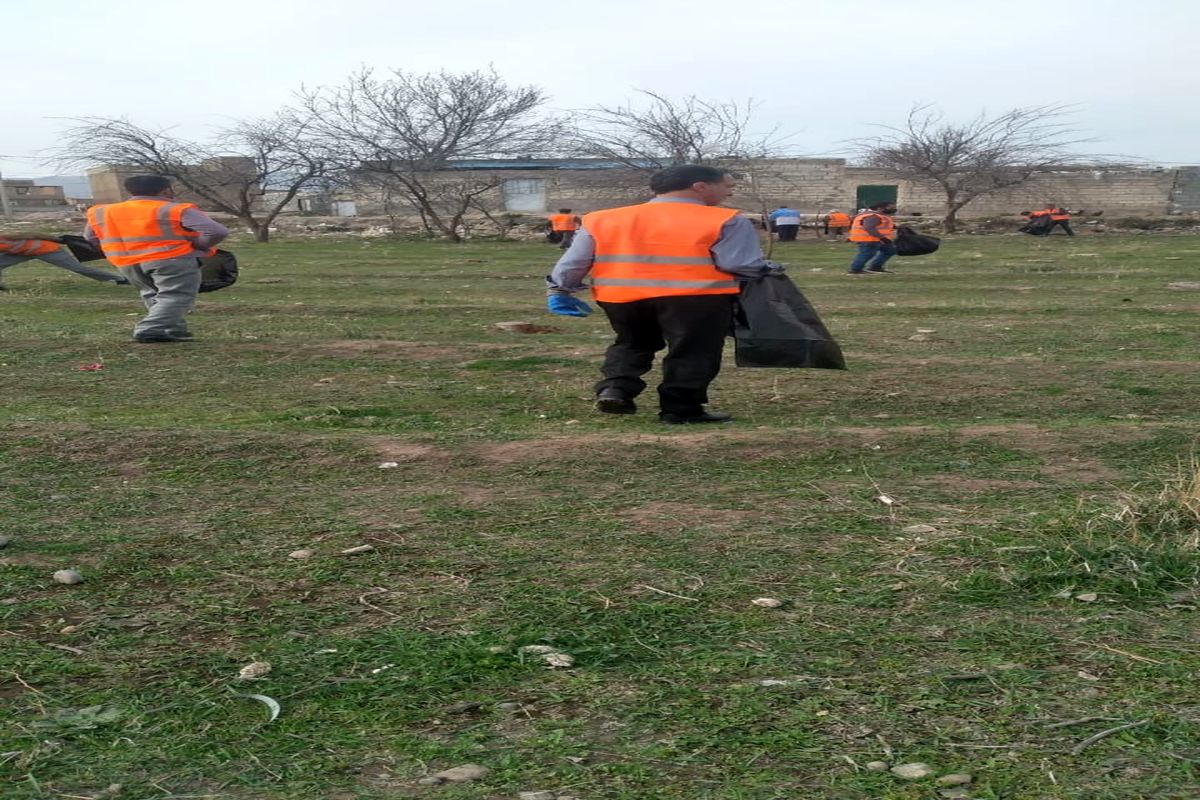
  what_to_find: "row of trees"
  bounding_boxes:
[56,67,1091,240]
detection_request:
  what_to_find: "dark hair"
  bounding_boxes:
[124,175,173,196]
[868,201,896,210]
[558,208,572,213]
[649,165,729,194]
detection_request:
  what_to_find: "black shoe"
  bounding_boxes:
[133,333,195,343]
[659,411,734,425]
[596,388,637,414]
[865,267,893,274]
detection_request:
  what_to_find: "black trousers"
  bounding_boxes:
[776,224,799,242]
[596,295,734,416]
[1047,219,1074,236]
[558,230,576,249]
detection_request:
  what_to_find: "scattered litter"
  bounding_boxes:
[339,545,374,555]
[758,679,791,687]
[937,774,973,786]
[495,321,560,334]
[751,597,784,608]
[59,625,82,634]
[53,569,84,585]
[1074,592,1098,603]
[519,792,557,800]
[313,648,338,655]
[875,493,897,506]
[430,764,491,783]
[908,334,930,342]
[77,363,104,371]
[1077,670,1101,681]
[237,661,272,680]
[378,461,400,469]
[902,524,937,534]
[371,663,396,674]
[890,762,934,779]
[518,644,575,668]
[916,328,936,334]
[240,693,281,722]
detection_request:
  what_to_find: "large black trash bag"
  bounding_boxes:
[58,235,106,262]
[199,249,238,293]
[895,225,941,256]
[733,273,847,369]
[1019,215,1053,236]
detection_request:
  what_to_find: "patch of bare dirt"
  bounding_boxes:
[917,475,1046,493]
[366,436,445,461]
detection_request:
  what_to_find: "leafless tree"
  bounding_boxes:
[572,91,780,169]
[299,67,564,242]
[855,104,1090,232]
[55,112,331,242]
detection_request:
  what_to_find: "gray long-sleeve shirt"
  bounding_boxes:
[546,197,779,294]
[83,196,230,251]
[859,212,891,241]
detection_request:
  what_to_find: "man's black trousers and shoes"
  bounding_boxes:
[595,295,734,423]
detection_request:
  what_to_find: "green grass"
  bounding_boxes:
[2,232,1200,799]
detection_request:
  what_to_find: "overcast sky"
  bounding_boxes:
[4,0,1195,177]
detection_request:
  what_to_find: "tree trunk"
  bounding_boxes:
[941,196,960,234]
[245,217,270,243]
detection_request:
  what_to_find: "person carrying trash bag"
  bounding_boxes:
[544,164,783,425]
[84,175,228,343]
[847,201,898,274]
[0,235,128,290]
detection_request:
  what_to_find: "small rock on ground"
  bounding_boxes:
[752,597,783,608]
[433,764,490,783]
[0,535,12,547]
[865,761,889,771]
[417,777,443,786]
[518,792,557,800]
[890,762,934,779]
[53,569,84,585]
[937,773,973,786]
[288,549,315,560]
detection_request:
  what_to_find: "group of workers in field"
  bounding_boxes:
[2,171,1077,426]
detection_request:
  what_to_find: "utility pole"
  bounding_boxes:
[0,170,13,221]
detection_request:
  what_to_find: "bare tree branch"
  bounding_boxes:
[853,104,1094,232]
[53,112,332,242]
[570,91,783,170]
[299,67,563,241]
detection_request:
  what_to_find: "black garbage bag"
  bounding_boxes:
[895,225,941,256]
[58,234,106,262]
[199,249,238,293]
[732,273,847,369]
[1019,215,1052,236]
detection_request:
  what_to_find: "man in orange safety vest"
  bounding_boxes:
[545,164,783,424]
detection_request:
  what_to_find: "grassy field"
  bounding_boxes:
[2,231,1199,799]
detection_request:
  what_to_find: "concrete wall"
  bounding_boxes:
[2,180,68,210]
[87,160,262,211]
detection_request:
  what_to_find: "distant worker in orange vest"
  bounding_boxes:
[547,208,580,249]
[847,201,898,274]
[545,164,783,424]
[1036,203,1074,236]
[823,209,852,241]
[84,175,228,342]
[0,236,127,291]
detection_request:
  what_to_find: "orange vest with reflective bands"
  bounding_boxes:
[1048,207,1070,221]
[826,212,851,228]
[86,199,211,267]
[0,237,60,256]
[849,211,895,243]
[584,202,742,303]
[548,213,578,232]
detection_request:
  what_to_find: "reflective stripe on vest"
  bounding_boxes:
[548,213,577,231]
[0,238,60,256]
[1049,208,1070,221]
[583,202,742,303]
[848,212,895,243]
[87,200,201,266]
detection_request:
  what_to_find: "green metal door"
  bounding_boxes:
[855,184,898,209]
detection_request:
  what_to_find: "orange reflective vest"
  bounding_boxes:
[548,213,578,232]
[849,211,895,243]
[584,202,742,303]
[826,212,851,228]
[1048,207,1070,221]
[86,199,212,267]
[0,237,60,256]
